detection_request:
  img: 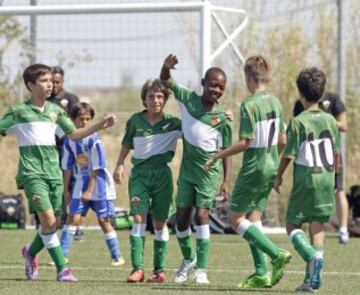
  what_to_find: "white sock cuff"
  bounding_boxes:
[131,223,146,237]
[63,225,77,234]
[237,219,252,236]
[196,224,210,239]
[289,229,304,242]
[41,232,60,249]
[339,226,348,233]
[253,221,263,231]
[154,227,169,242]
[105,230,117,240]
[176,227,192,238]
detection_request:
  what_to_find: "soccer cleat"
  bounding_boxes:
[338,231,350,244]
[192,269,209,284]
[111,256,125,266]
[127,269,145,283]
[74,229,85,241]
[236,273,271,289]
[174,256,197,283]
[56,267,78,282]
[295,282,316,293]
[21,244,39,280]
[309,252,324,290]
[271,249,292,286]
[146,270,167,283]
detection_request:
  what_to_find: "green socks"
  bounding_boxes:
[176,227,195,261]
[130,235,145,269]
[238,220,279,260]
[290,229,317,262]
[40,231,66,272]
[29,232,44,257]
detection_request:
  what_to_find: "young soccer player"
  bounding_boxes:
[205,55,291,288]
[274,67,339,292]
[60,102,124,266]
[113,78,182,283]
[160,54,232,284]
[0,64,115,282]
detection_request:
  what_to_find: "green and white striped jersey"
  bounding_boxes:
[0,100,75,188]
[171,80,232,184]
[237,91,285,186]
[122,111,182,169]
[285,109,340,216]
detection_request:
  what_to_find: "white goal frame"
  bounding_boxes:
[0,1,248,75]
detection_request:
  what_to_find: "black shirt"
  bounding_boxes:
[293,92,346,117]
[47,90,79,115]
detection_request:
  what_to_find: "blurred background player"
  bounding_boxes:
[205,55,291,289]
[293,92,349,244]
[60,102,125,266]
[114,78,181,283]
[160,54,233,284]
[275,67,339,292]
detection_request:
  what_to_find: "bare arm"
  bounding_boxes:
[277,132,287,155]
[219,156,232,201]
[63,169,72,206]
[113,145,131,185]
[68,114,116,142]
[335,111,347,132]
[274,156,292,193]
[160,54,178,82]
[335,152,340,173]
[81,170,98,201]
[204,138,250,171]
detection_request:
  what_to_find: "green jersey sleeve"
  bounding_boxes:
[171,80,194,103]
[0,107,16,135]
[56,110,75,135]
[222,119,232,148]
[122,116,136,149]
[239,103,255,139]
[284,118,301,158]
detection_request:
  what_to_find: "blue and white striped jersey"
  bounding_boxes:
[61,133,116,200]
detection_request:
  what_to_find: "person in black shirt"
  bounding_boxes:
[293,92,349,244]
[47,66,79,114]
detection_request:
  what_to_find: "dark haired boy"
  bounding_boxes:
[160,54,232,284]
[0,64,116,282]
[274,67,340,292]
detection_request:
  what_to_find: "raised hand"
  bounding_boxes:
[163,54,179,70]
[101,114,116,129]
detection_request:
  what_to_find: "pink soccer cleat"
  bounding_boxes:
[56,267,78,282]
[21,244,39,280]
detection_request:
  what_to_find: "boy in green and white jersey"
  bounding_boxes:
[114,79,182,283]
[274,67,339,292]
[205,55,291,289]
[160,54,232,284]
[0,64,116,282]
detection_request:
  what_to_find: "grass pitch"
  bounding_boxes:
[0,230,358,294]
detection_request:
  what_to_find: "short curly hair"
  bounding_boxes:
[296,67,326,102]
[140,78,171,108]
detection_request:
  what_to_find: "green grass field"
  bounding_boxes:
[0,230,358,295]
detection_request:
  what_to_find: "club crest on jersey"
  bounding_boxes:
[131,196,140,206]
[210,116,220,126]
[50,112,58,122]
[75,154,89,167]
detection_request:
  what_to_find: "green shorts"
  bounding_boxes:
[176,177,217,209]
[129,166,173,220]
[230,179,273,213]
[23,178,63,216]
[286,210,330,225]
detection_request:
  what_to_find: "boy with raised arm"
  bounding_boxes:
[160,54,232,284]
